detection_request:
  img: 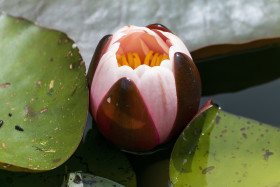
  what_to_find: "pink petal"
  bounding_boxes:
[137,66,177,143]
[90,43,140,118]
[159,30,192,65]
[96,77,160,151]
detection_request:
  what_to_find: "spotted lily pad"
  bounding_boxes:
[0,119,136,187]
[61,172,125,187]
[170,104,280,186]
[0,14,88,171]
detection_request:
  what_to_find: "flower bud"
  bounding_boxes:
[88,24,201,151]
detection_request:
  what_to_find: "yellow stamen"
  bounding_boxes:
[144,50,154,66]
[127,53,134,67]
[156,54,163,66]
[117,50,169,69]
[162,55,169,61]
[133,53,141,69]
[121,55,129,66]
[150,53,159,67]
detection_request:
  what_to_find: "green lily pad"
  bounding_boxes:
[0,14,88,171]
[0,120,136,187]
[62,172,125,187]
[170,104,280,186]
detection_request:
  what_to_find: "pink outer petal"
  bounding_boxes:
[136,66,177,143]
[90,57,139,119]
[96,77,160,151]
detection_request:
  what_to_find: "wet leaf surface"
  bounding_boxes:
[0,14,88,171]
[170,105,280,186]
[62,172,125,187]
[0,119,136,187]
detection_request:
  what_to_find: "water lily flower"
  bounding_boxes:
[88,24,201,151]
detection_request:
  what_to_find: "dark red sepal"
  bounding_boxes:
[146,23,172,33]
[96,77,159,151]
[168,52,201,139]
[87,34,112,88]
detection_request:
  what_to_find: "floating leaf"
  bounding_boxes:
[0,14,88,171]
[192,37,280,96]
[61,172,125,187]
[170,104,280,186]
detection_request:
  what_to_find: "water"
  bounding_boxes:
[201,78,280,126]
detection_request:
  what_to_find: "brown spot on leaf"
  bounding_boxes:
[221,129,227,134]
[53,158,61,163]
[49,80,54,89]
[0,83,11,88]
[202,166,215,174]
[240,128,245,131]
[37,80,42,86]
[58,38,62,45]
[242,133,247,139]
[30,98,35,104]
[215,116,221,124]
[71,87,77,96]
[79,61,85,69]
[25,106,36,117]
[50,57,54,62]
[2,143,6,148]
[32,146,43,151]
[66,50,73,57]
[264,149,274,161]
[40,108,48,114]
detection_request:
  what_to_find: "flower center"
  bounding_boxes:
[117,50,169,69]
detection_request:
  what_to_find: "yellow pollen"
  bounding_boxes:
[117,50,169,69]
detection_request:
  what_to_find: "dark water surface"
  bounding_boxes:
[201,78,280,126]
